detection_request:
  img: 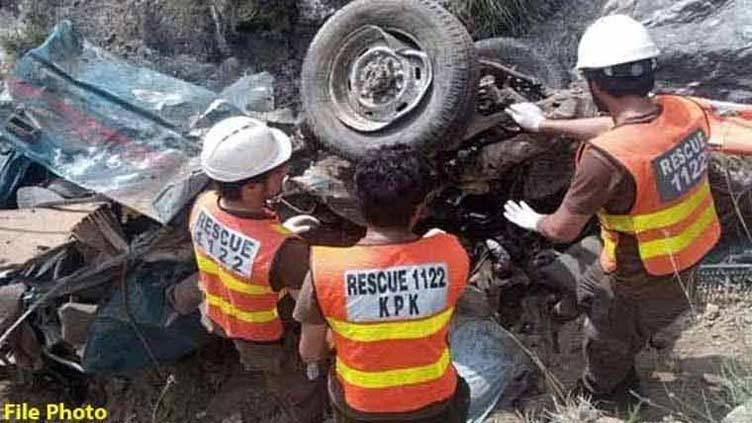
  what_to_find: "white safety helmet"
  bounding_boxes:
[576,14,660,71]
[201,116,292,182]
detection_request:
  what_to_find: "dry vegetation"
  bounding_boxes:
[444,0,563,38]
[488,287,752,423]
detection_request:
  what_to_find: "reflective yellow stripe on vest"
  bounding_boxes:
[336,348,451,389]
[196,254,273,296]
[636,205,718,259]
[204,293,278,323]
[327,308,454,343]
[599,182,712,233]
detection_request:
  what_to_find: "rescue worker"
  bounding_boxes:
[293,145,471,422]
[188,116,325,422]
[503,15,723,406]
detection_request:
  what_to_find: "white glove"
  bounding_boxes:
[503,200,544,232]
[505,102,545,132]
[282,215,321,234]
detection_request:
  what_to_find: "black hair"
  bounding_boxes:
[213,165,279,201]
[354,145,435,228]
[215,177,255,202]
[583,59,656,98]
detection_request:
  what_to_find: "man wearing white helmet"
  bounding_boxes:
[189,116,325,422]
[504,15,723,406]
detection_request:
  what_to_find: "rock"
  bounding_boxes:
[219,71,276,113]
[156,54,218,86]
[654,371,678,383]
[705,303,720,321]
[602,0,752,102]
[0,283,25,331]
[212,56,243,91]
[220,413,243,423]
[724,398,752,423]
[297,0,348,25]
[701,373,725,386]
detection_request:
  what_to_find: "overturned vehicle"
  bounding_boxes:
[292,0,752,277]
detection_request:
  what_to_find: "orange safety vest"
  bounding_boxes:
[311,231,469,414]
[583,95,721,276]
[190,191,294,341]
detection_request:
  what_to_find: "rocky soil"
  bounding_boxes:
[1,0,350,110]
[1,287,749,422]
[491,292,752,422]
[3,0,748,108]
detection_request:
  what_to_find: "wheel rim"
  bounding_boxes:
[328,25,433,133]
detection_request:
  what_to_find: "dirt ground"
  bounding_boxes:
[1,288,749,423]
[0,337,292,423]
[488,289,752,423]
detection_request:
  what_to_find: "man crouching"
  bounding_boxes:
[189,116,325,422]
[294,145,471,422]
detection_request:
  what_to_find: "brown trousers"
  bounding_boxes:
[544,236,695,395]
[233,297,329,423]
[331,376,471,423]
[170,279,328,423]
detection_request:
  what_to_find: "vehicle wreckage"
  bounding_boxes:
[0,1,751,421]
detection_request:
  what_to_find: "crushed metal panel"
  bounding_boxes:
[1,21,243,224]
[450,315,533,422]
[82,260,208,373]
[0,203,103,268]
[285,156,365,226]
[0,141,32,208]
[71,206,128,259]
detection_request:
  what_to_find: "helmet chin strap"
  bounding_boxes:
[602,58,659,77]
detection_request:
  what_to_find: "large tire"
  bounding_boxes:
[475,37,567,90]
[301,0,479,159]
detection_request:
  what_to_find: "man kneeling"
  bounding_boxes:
[294,146,471,422]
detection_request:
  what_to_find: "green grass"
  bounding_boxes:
[443,0,561,39]
[719,359,752,412]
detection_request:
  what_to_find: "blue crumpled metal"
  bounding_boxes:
[0,141,32,208]
[450,316,533,422]
[0,20,241,224]
[82,261,210,374]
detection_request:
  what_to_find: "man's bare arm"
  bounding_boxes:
[299,323,329,364]
[685,96,752,155]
